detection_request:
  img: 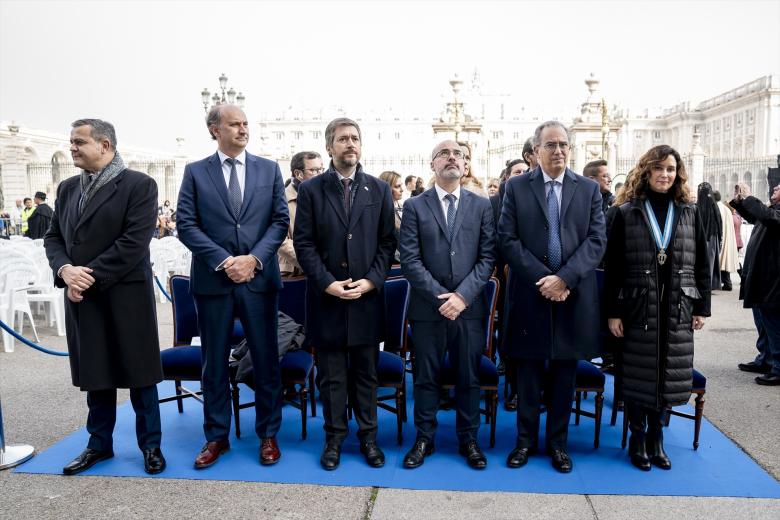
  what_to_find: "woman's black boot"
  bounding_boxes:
[646,408,672,470]
[627,404,651,471]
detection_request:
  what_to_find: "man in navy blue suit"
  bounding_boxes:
[498,121,606,473]
[177,104,289,468]
[399,140,495,469]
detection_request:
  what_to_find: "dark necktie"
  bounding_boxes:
[445,193,457,242]
[547,180,562,271]
[342,178,352,216]
[225,158,242,219]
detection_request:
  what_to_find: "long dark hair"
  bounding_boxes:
[615,145,691,205]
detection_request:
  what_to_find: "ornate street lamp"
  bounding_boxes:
[201,73,246,113]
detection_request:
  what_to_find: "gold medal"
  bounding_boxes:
[657,249,667,265]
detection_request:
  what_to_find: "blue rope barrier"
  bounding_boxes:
[154,275,172,303]
[0,319,69,356]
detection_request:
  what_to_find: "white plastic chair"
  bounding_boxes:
[0,263,41,353]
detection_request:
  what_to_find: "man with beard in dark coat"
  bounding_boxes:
[45,119,165,475]
[25,191,54,239]
[294,117,396,470]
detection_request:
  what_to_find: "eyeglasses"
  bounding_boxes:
[542,142,570,152]
[434,149,464,160]
[303,168,325,174]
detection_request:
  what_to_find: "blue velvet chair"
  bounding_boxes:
[387,264,403,278]
[377,277,410,445]
[571,360,605,448]
[620,368,707,451]
[230,275,315,440]
[440,276,500,448]
[159,275,203,412]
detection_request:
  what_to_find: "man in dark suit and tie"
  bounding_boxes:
[45,119,165,475]
[498,121,606,473]
[399,140,495,469]
[294,117,396,470]
[177,104,289,468]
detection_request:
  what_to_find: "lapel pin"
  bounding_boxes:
[364,186,369,191]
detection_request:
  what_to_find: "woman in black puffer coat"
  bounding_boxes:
[604,145,711,471]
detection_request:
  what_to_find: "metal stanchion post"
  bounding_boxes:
[0,387,35,470]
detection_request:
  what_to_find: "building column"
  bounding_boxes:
[1,125,30,213]
[689,128,705,189]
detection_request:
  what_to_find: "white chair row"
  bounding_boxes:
[0,242,66,352]
[150,237,191,302]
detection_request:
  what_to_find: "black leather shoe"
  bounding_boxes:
[459,440,487,470]
[506,446,531,468]
[549,448,573,473]
[62,448,114,475]
[143,447,166,475]
[504,393,518,411]
[756,373,780,386]
[360,441,385,468]
[403,438,435,469]
[320,443,341,471]
[738,361,771,374]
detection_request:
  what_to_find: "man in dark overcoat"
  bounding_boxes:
[294,117,396,470]
[25,191,54,239]
[732,182,780,385]
[44,119,165,475]
[498,121,606,473]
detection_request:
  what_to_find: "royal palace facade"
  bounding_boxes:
[1,73,778,213]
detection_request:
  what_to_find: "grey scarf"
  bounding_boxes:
[79,151,126,215]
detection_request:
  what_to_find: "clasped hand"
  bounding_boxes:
[438,292,466,321]
[223,255,257,284]
[61,265,94,303]
[326,278,375,300]
[536,275,569,302]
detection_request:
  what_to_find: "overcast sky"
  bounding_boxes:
[1,0,779,158]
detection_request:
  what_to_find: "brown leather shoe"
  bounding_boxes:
[260,437,281,465]
[194,440,230,469]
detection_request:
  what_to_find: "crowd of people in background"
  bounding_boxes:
[0,191,53,239]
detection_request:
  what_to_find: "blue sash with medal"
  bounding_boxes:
[644,200,674,265]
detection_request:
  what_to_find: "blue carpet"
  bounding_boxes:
[16,375,780,497]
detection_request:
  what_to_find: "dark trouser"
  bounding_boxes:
[721,270,732,289]
[411,319,483,444]
[195,286,282,442]
[756,306,780,375]
[86,385,161,452]
[505,359,517,395]
[515,359,577,451]
[752,307,769,365]
[317,344,379,444]
[706,238,721,290]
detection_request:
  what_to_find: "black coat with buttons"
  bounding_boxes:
[498,167,606,360]
[294,166,397,349]
[44,168,163,390]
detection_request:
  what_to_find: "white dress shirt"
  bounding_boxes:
[434,183,461,226]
